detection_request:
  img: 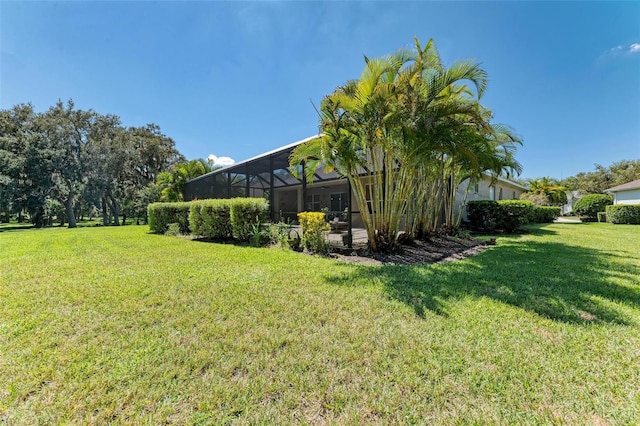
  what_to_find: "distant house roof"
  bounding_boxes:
[604,179,640,193]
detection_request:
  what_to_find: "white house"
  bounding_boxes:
[605,179,640,205]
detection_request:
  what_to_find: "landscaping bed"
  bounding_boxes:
[331,234,488,265]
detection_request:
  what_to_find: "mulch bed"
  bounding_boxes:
[330,235,490,266]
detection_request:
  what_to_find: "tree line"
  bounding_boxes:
[0,100,188,227]
[561,160,640,194]
[520,160,640,208]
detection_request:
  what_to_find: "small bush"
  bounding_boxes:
[230,198,269,242]
[467,200,501,231]
[266,222,293,249]
[298,211,329,254]
[573,194,613,221]
[498,200,535,233]
[148,202,191,234]
[597,211,607,223]
[189,200,232,240]
[606,205,640,225]
[288,229,302,251]
[532,206,561,223]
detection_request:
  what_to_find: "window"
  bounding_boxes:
[498,187,503,200]
[512,191,516,200]
[474,182,479,194]
[330,192,348,213]
[306,194,321,211]
[489,186,495,200]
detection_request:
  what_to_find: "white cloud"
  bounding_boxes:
[208,154,236,167]
[599,42,640,61]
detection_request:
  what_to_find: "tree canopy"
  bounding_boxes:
[524,177,567,206]
[0,101,185,227]
[562,160,640,194]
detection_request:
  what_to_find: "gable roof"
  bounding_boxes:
[605,179,640,193]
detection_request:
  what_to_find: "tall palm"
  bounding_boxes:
[291,37,521,251]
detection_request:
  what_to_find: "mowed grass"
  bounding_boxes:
[1,223,639,424]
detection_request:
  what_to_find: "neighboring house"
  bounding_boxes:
[605,179,640,205]
[458,177,528,221]
[562,190,584,215]
[184,135,527,227]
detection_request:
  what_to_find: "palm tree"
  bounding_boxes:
[291,37,521,251]
[156,159,212,202]
[527,177,567,205]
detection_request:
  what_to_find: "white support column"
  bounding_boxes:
[297,187,303,212]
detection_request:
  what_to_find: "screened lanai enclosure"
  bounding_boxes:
[183,136,359,226]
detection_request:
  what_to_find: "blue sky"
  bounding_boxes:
[2,1,639,179]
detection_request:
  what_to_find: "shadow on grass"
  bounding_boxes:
[0,223,36,233]
[0,220,109,233]
[325,238,640,325]
[473,224,560,241]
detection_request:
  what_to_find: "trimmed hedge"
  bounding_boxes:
[150,198,269,240]
[606,205,640,224]
[573,194,613,221]
[230,198,269,241]
[467,200,542,232]
[148,202,191,234]
[533,206,561,223]
[467,200,501,231]
[498,200,535,233]
[189,199,233,239]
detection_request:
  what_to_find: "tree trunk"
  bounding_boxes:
[107,192,120,226]
[65,197,77,228]
[101,197,109,226]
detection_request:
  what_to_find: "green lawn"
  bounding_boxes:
[1,223,639,424]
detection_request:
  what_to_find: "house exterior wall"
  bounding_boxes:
[613,189,640,205]
[561,191,583,215]
[457,178,527,221]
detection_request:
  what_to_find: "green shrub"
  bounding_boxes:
[189,200,232,240]
[498,200,535,233]
[606,205,640,225]
[164,223,182,237]
[229,198,269,242]
[266,222,293,249]
[466,200,501,231]
[148,202,191,234]
[298,211,329,254]
[573,194,613,221]
[532,206,561,223]
[597,211,607,223]
[519,192,550,206]
[468,200,546,232]
[188,202,204,235]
